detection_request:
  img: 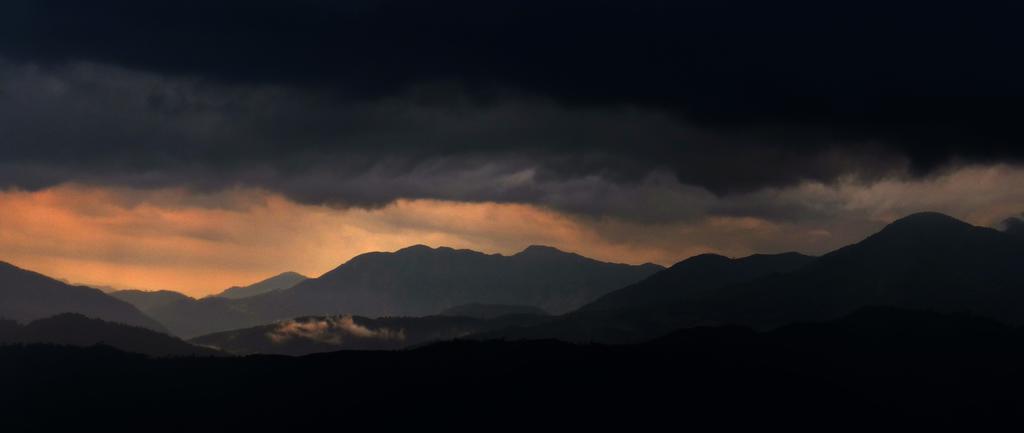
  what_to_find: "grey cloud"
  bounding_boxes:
[0,59,924,223]
[4,0,1024,172]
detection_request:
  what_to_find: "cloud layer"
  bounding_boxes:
[0,59,914,215]
[1,2,1022,292]
[1,1,1023,210]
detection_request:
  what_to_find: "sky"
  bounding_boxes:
[1,1,1023,295]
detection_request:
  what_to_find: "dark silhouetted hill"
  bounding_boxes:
[0,261,167,332]
[480,212,1024,343]
[579,251,814,312]
[439,303,549,319]
[0,313,222,357]
[150,245,661,337]
[709,212,1024,327]
[210,271,307,299]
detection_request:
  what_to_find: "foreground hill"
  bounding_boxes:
[482,212,1024,343]
[0,261,166,332]
[4,307,1023,430]
[0,313,221,357]
[210,271,308,299]
[191,313,550,355]
[150,245,662,337]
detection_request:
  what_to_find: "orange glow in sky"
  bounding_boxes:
[1,165,1021,296]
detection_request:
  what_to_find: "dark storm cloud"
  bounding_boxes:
[1,0,1023,214]
[0,59,915,221]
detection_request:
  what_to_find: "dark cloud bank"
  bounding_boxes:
[2,0,1023,220]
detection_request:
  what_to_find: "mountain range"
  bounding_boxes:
[480,212,1024,343]
[4,211,1024,352]
[147,245,662,337]
[109,271,309,314]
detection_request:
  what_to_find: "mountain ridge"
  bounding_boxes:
[148,244,662,337]
[579,251,815,312]
[211,271,308,299]
[0,261,167,333]
[477,212,1024,343]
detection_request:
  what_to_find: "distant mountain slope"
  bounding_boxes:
[579,252,814,312]
[151,245,661,337]
[0,313,222,357]
[190,314,551,355]
[480,212,1024,343]
[212,271,307,299]
[273,245,664,317]
[148,296,248,338]
[708,212,1024,327]
[111,273,307,329]
[110,289,193,312]
[0,261,167,332]
[439,303,549,319]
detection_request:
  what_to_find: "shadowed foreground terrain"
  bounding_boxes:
[3,307,1023,430]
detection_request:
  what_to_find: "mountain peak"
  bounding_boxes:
[684,253,732,263]
[399,244,433,251]
[666,253,732,270]
[891,211,968,226]
[274,271,306,279]
[875,212,973,238]
[213,271,308,300]
[388,245,482,259]
[517,245,566,256]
